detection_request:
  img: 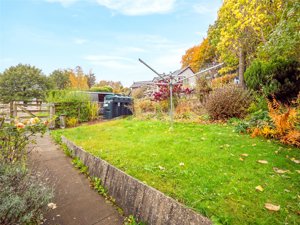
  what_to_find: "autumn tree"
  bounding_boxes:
[96,80,124,93]
[85,70,96,89]
[0,64,52,102]
[49,69,70,90]
[258,0,300,61]
[209,0,284,88]
[181,38,216,72]
[69,66,89,90]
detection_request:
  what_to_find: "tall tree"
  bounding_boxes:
[210,0,284,88]
[181,38,216,72]
[85,69,96,89]
[0,64,52,102]
[69,66,89,90]
[49,69,70,90]
[258,0,300,61]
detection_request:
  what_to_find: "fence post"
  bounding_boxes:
[49,103,55,129]
[13,101,17,118]
[9,102,13,117]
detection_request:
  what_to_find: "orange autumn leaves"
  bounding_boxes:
[181,38,216,73]
[251,98,300,148]
[68,66,89,90]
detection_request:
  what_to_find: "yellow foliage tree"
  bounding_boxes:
[209,0,285,87]
[68,66,89,90]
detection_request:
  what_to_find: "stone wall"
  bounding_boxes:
[61,136,211,225]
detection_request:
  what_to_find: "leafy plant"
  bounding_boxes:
[72,157,89,175]
[0,117,47,163]
[0,162,53,225]
[152,78,191,103]
[66,117,78,128]
[124,215,145,225]
[87,101,99,121]
[203,85,252,120]
[90,177,108,198]
[245,58,300,104]
[46,90,93,125]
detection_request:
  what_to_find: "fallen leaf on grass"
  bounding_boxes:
[255,185,264,192]
[241,153,249,157]
[179,162,185,167]
[273,167,289,174]
[47,203,57,209]
[252,144,257,146]
[158,166,165,171]
[239,157,244,161]
[290,158,300,164]
[257,160,268,164]
[265,203,280,211]
[296,170,300,174]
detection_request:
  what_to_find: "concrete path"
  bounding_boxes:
[29,133,124,225]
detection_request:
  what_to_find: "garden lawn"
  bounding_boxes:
[52,119,300,225]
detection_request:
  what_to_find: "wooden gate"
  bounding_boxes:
[10,100,50,120]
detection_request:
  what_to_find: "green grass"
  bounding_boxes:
[52,119,300,225]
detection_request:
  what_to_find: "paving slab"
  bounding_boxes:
[28,133,124,225]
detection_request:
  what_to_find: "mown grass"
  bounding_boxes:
[52,119,300,225]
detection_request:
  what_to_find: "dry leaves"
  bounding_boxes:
[239,157,244,161]
[273,167,289,174]
[296,170,300,174]
[241,153,249,157]
[265,203,280,211]
[48,203,57,209]
[257,160,268,164]
[255,185,264,192]
[290,158,300,164]
[252,144,257,146]
[158,166,165,171]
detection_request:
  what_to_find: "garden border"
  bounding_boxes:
[61,136,211,225]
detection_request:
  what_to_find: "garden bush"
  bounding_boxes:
[90,86,113,93]
[0,162,53,225]
[0,117,52,224]
[0,117,47,163]
[46,90,98,126]
[203,85,252,120]
[245,58,300,104]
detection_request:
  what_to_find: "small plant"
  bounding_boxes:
[203,85,252,120]
[0,162,53,225]
[87,101,99,121]
[72,157,89,175]
[62,144,73,157]
[90,177,108,198]
[66,117,78,127]
[124,215,145,225]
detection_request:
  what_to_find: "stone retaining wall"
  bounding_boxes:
[61,136,211,225]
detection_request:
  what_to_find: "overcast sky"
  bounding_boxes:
[0,0,222,87]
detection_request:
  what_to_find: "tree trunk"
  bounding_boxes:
[238,47,246,89]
